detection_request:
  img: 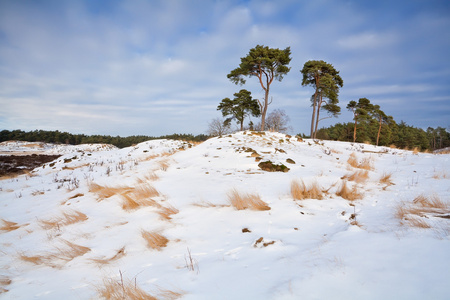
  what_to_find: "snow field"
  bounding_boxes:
[0,132,449,299]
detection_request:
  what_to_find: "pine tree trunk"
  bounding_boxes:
[353,119,357,142]
[376,117,382,146]
[260,88,270,131]
[313,93,322,139]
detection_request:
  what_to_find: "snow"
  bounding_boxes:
[0,131,449,299]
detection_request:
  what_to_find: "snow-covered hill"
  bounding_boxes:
[1,131,449,299]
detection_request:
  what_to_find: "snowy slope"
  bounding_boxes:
[0,132,449,299]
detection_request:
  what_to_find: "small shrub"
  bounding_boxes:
[258,161,289,172]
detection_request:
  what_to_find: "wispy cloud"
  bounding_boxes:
[0,0,449,135]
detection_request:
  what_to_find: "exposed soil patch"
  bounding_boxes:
[0,154,60,176]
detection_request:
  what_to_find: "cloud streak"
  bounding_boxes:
[0,0,449,136]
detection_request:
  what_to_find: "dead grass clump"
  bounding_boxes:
[157,288,185,300]
[396,194,449,228]
[157,205,179,220]
[158,159,170,171]
[290,180,323,200]
[342,170,369,183]
[347,153,373,170]
[89,183,132,201]
[336,181,363,201]
[40,210,88,229]
[227,189,270,211]
[98,276,157,300]
[379,172,394,186]
[91,247,126,265]
[412,147,420,154]
[432,170,448,179]
[141,231,169,250]
[20,240,90,267]
[120,185,161,211]
[0,276,11,294]
[56,240,91,261]
[19,254,45,265]
[136,172,159,184]
[0,219,21,232]
[413,194,448,210]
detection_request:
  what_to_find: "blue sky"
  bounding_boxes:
[0,0,449,136]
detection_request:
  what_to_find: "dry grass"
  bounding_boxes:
[290,180,323,200]
[0,219,22,232]
[227,189,270,211]
[157,288,185,300]
[412,147,420,154]
[413,194,447,209]
[136,172,159,184]
[19,240,90,267]
[342,170,369,183]
[157,205,179,220]
[98,277,157,300]
[91,247,126,265]
[158,159,170,171]
[19,254,45,265]
[0,275,11,294]
[89,183,132,201]
[396,194,449,228]
[432,170,448,179]
[141,231,169,250]
[347,153,373,170]
[120,184,161,211]
[56,240,91,261]
[40,210,88,229]
[336,181,363,201]
[379,172,394,186]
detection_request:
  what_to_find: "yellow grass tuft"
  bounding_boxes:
[432,170,448,179]
[0,219,22,232]
[379,172,394,186]
[336,181,363,201]
[157,205,179,220]
[342,170,369,183]
[89,183,132,201]
[347,153,373,170]
[120,184,161,211]
[98,276,157,300]
[157,288,185,300]
[412,147,420,154]
[141,231,169,250]
[56,240,91,261]
[40,210,88,229]
[290,180,323,200]
[0,275,11,294]
[19,254,45,265]
[227,189,270,211]
[396,194,449,228]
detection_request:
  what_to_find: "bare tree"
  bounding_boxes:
[206,118,232,136]
[262,109,292,133]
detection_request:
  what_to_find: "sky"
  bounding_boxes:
[0,0,449,137]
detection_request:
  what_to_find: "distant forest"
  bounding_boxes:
[315,122,449,151]
[0,130,209,149]
[1,124,449,151]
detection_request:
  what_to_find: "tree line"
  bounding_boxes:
[0,130,209,148]
[214,44,448,150]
